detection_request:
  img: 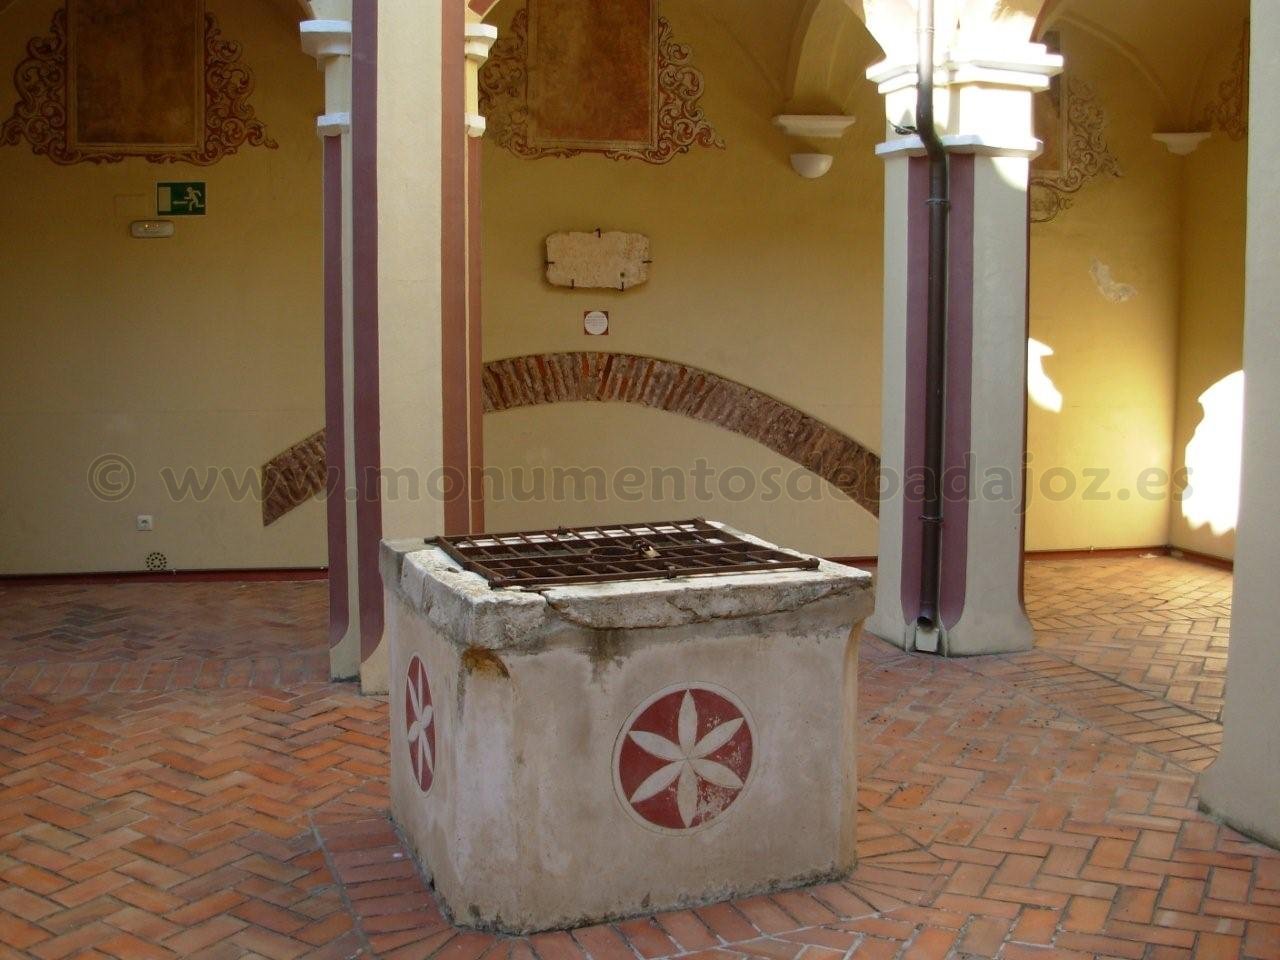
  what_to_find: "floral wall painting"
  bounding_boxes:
[479,0,723,163]
[1201,21,1249,142]
[1,0,276,166]
[1030,35,1121,225]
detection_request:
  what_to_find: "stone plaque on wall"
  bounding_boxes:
[68,0,205,153]
[546,231,650,290]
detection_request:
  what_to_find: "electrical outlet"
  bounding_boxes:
[136,515,154,532]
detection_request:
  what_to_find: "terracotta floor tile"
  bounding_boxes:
[2,557,1277,960]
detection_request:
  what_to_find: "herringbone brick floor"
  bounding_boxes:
[1,558,1276,960]
[0,581,329,696]
[1026,557,1233,723]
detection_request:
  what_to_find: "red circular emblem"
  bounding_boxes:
[404,655,436,794]
[614,684,754,832]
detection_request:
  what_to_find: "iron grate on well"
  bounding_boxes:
[427,518,820,590]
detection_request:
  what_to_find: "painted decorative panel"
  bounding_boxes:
[68,0,204,153]
[1030,76,1120,224]
[1,5,277,165]
[546,230,650,290]
[479,0,722,163]
[529,0,655,150]
[1201,22,1249,141]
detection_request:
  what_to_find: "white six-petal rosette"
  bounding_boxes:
[614,683,756,833]
[405,655,436,794]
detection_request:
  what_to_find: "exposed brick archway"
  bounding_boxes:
[261,352,880,524]
[482,352,880,515]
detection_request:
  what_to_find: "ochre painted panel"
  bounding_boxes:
[527,0,654,148]
[68,0,204,153]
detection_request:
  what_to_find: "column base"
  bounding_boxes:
[866,605,1033,656]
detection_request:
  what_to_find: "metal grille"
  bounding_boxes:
[428,518,819,589]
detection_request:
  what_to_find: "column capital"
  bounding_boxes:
[464,23,499,138]
[868,43,1063,96]
[869,43,1063,160]
[464,22,499,64]
[300,16,353,138]
[300,19,353,61]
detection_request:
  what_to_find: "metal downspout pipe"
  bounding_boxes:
[913,0,951,654]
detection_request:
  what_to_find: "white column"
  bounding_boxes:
[464,22,498,138]
[866,44,1061,656]
[301,3,359,680]
[357,0,449,694]
[1199,1,1280,849]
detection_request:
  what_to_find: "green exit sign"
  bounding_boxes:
[157,182,206,216]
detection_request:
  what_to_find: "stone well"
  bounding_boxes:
[380,522,872,933]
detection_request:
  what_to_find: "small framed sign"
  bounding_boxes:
[583,310,609,336]
[157,181,206,216]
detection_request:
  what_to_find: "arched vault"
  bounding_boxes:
[784,0,884,112]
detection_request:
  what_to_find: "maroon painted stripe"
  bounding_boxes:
[1019,178,1034,606]
[938,154,974,629]
[441,0,469,535]
[899,155,975,630]
[467,136,485,533]
[899,158,929,624]
[352,0,382,662]
[323,134,349,651]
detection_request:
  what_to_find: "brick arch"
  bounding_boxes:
[482,352,880,515]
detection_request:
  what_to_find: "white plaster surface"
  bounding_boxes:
[1198,0,1280,850]
[381,523,872,932]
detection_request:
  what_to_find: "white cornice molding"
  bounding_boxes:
[772,115,858,140]
[316,112,351,137]
[875,133,1043,159]
[300,19,352,61]
[465,23,499,65]
[869,44,1064,96]
[1153,131,1212,156]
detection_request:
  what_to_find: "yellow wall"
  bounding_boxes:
[481,0,886,558]
[0,0,325,574]
[485,404,879,556]
[484,5,1203,558]
[1026,27,1183,551]
[1167,46,1248,560]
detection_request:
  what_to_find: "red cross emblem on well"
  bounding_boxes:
[614,684,755,832]
[404,655,436,794]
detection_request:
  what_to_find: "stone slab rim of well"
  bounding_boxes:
[380,520,875,647]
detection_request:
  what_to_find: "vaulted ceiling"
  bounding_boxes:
[1041,0,1250,126]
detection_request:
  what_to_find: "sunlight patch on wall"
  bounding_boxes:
[1181,370,1244,536]
[1028,338,1063,413]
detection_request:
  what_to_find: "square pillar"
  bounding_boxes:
[866,45,1061,655]
[1198,0,1280,849]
